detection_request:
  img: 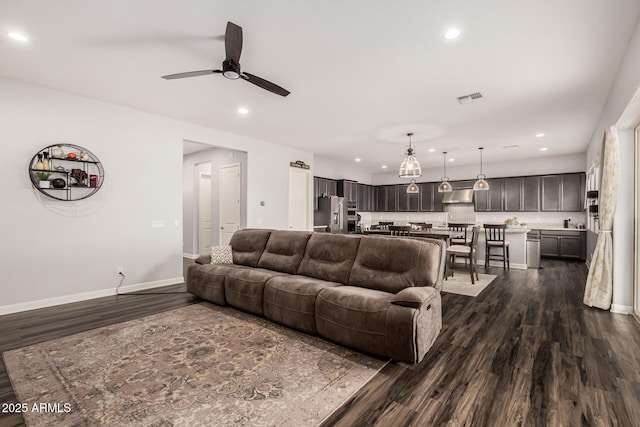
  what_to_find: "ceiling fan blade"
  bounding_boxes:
[241,72,290,97]
[162,70,222,80]
[225,22,243,63]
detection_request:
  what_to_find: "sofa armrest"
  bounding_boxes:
[195,255,211,265]
[391,287,439,309]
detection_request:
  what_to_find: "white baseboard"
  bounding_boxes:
[611,304,633,314]
[0,277,184,316]
[183,253,198,259]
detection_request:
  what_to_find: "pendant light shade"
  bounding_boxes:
[473,147,490,191]
[407,179,419,194]
[399,132,422,178]
[438,151,453,192]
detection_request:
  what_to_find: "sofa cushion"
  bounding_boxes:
[315,286,394,358]
[297,234,361,285]
[349,236,443,293]
[230,229,272,267]
[264,275,342,334]
[257,230,311,274]
[225,268,286,316]
[186,263,249,305]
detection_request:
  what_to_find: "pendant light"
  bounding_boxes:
[398,132,422,178]
[437,151,453,192]
[473,147,490,191]
[407,179,419,194]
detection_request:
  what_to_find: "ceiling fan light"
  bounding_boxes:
[223,70,241,79]
[407,179,419,194]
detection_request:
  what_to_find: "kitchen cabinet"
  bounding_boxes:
[541,173,585,212]
[314,177,338,210]
[539,230,585,259]
[418,183,444,212]
[503,176,540,211]
[357,184,377,212]
[337,180,358,204]
[397,184,419,211]
[376,185,397,212]
[474,178,504,212]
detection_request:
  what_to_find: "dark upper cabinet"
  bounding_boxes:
[561,173,584,212]
[356,184,377,212]
[327,179,337,197]
[314,177,338,210]
[541,173,584,212]
[503,176,540,212]
[522,176,541,211]
[541,175,561,211]
[474,179,504,212]
[418,183,444,212]
[337,180,358,203]
[396,184,419,212]
[376,185,398,212]
[419,183,434,211]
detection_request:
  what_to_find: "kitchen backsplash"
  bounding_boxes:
[359,210,587,228]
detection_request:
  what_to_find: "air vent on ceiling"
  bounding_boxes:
[503,144,519,149]
[456,92,484,104]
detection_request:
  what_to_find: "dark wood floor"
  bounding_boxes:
[1,259,639,427]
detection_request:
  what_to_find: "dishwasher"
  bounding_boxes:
[526,230,541,269]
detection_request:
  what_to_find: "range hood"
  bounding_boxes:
[442,188,474,204]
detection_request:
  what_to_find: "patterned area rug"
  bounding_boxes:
[3,303,387,426]
[442,272,498,297]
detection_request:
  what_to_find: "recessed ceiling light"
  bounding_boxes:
[444,28,461,40]
[7,32,29,42]
[536,133,545,138]
[540,147,548,151]
[448,158,455,162]
[237,107,249,115]
[354,158,361,162]
[381,165,388,169]
[428,148,435,152]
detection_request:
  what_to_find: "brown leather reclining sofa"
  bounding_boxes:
[187,229,446,364]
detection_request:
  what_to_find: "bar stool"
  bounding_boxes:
[484,224,510,269]
[446,226,481,284]
[379,221,394,230]
[448,223,470,246]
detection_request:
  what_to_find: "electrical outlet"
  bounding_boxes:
[117,267,124,275]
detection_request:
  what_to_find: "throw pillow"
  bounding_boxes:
[210,245,233,264]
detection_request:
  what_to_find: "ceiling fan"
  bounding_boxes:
[161,21,290,97]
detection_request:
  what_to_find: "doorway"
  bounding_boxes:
[198,172,212,255]
[288,166,310,230]
[220,163,241,245]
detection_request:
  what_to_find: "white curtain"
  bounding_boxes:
[584,126,620,309]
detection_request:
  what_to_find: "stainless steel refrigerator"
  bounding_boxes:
[315,196,348,234]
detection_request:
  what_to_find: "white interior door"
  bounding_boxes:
[198,173,212,254]
[288,167,310,230]
[220,163,241,245]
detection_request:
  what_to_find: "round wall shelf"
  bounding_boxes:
[29,143,104,201]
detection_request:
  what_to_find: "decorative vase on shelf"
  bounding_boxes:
[42,152,50,170]
[34,153,44,170]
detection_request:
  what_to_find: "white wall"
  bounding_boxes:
[584,19,640,313]
[0,77,313,314]
[371,153,586,185]
[183,147,248,257]
[314,155,373,184]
